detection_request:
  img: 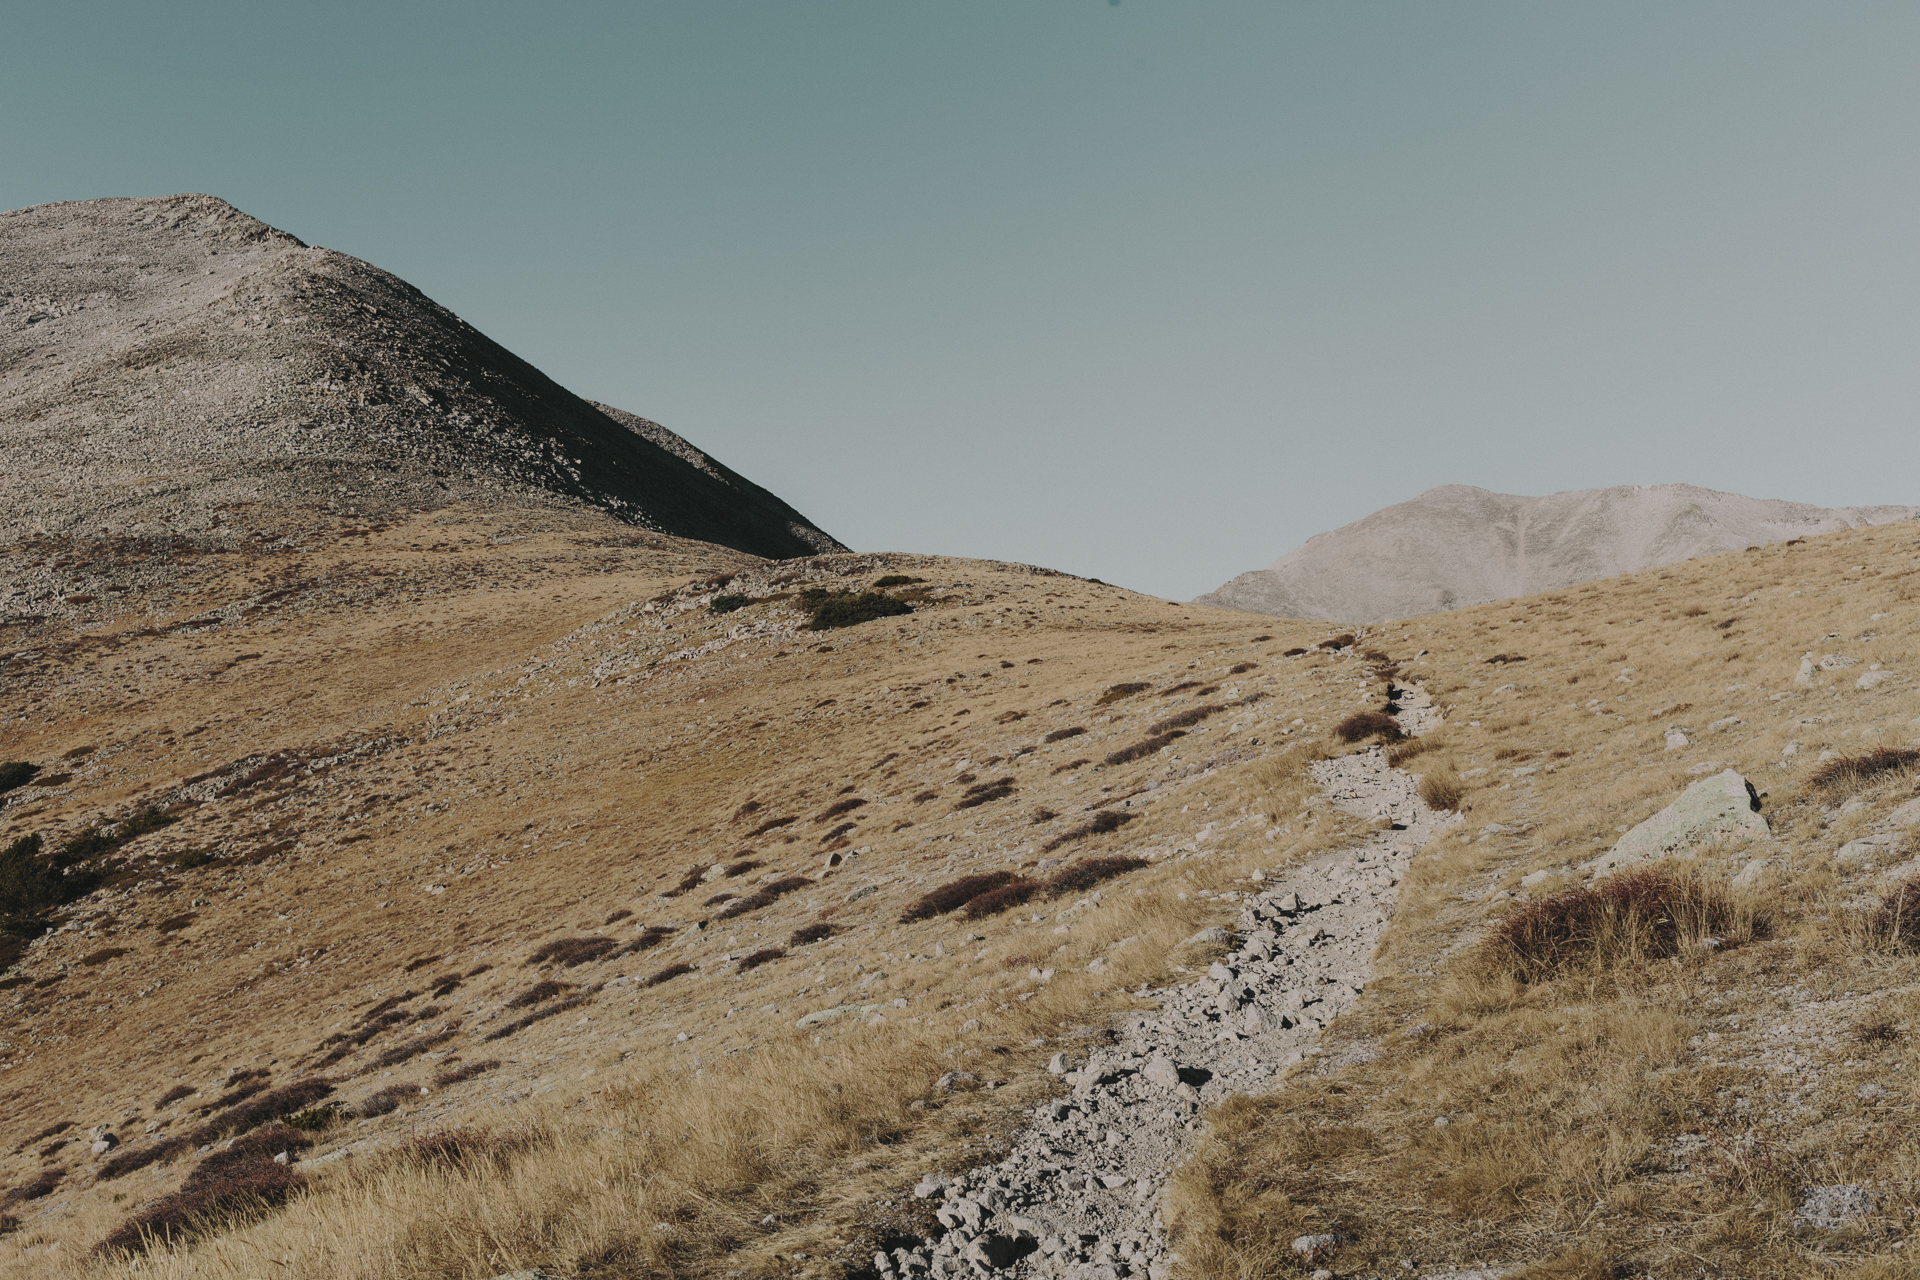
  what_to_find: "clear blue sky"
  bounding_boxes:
[6,3,1918,598]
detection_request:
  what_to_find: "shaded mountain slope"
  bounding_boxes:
[1199,481,1919,622]
[0,194,842,559]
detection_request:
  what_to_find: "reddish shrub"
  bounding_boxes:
[2,1171,61,1205]
[154,1084,196,1109]
[738,948,785,970]
[1047,855,1149,897]
[1094,682,1151,706]
[506,980,568,1009]
[748,816,797,837]
[963,879,1040,920]
[716,875,812,920]
[528,936,617,967]
[1150,704,1224,734]
[814,798,867,823]
[1870,877,1920,952]
[356,1084,419,1118]
[1317,634,1356,650]
[1104,731,1185,766]
[953,777,1015,810]
[432,1059,501,1088]
[1478,868,1747,981]
[1040,811,1138,854]
[1043,726,1086,742]
[646,963,695,987]
[99,1159,304,1256]
[188,1078,334,1145]
[1334,712,1403,744]
[1811,747,1920,793]
[97,1136,191,1181]
[900,872,1017,923]
[789,922,834,946]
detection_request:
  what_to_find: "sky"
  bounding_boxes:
[5,3,1918,599]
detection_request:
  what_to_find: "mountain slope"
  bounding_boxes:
[0,194,842,559]
[1198,482,1920,622]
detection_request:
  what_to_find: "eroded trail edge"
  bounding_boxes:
[879,743,1458,1280]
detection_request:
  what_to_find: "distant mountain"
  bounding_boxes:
[1197,483,1920,622]
[0,194,844,558]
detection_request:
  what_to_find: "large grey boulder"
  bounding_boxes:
[1581,769,1768,875]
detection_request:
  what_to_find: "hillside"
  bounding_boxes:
[0,194,842,561]
[1198,482,1920,623]
[0,504,1917,1280]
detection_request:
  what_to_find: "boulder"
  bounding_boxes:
[1859,670,1895,691]
[1582,769,1768,875]
[1890,799,1920,828]
[1142,1056,1182,1089]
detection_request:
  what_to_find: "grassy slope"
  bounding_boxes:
[1,511,1915,1278]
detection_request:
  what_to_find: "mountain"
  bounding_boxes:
[1196,482,1920,622]
[0,194,843,559]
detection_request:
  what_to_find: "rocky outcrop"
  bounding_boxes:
[1198,483,1920,623]
[1581,768,1769,876]
[0,194,844,559]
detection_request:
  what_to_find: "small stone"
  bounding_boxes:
[90,1135,118,1155]
[1292,1233,1343,1263]
[1047,1053,1070,1075]
[1206,962,1237,982]
[1519,869,1558,889]
[1185,926,1231,946]
[935,1071,977,1092]
[1142,1056,1181,1089]
[1100,1173,1131,1189]
[1859,670,1896,690]
[1820,653,1860,671]
[272,1150,289,1165]
[1794,1183,1877,1232]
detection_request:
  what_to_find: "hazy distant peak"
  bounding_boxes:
[1197,482,1920,623]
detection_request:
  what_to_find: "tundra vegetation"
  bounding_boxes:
[0,513,1915,1280]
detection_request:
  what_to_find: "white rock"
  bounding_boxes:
[1890,799,1920,828]
[1584,769,1768,875]
[1821,653,1860,670]
[1858,670,1895,690]
[1142,1056,1182,1089]
[1795,653,1818,687]
[1519,870,1558,890]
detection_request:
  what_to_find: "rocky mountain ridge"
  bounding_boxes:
[0,194,842,559]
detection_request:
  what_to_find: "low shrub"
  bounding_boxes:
[724,859,764,878]
[1334,712,1403,744]
[282,1103,343,1132]
[3,1171,61,1205]
[819,823,855,844]
[528,936,617,968]
[873,574,926,588]
[81,946,130,966]
[1048,855,1149,897]
[646,963,694,987]
[1104,730,1185,766]
[1282,647,1307,657]
[1030,807,1058,824]
[615,925,676,958]
[749,815,797,836]
[1044,726,1087,742]
[709,594,753,614]
[815,797,867,822]
[801,589,913,631]
[188,1078,334,1144]
[1476,867,1753,982]
[789,922,834,946]
[481,994,590,1042]
[1419,767,1465,812]
[369,1023,461,1069]
[506,980,571,1009]
[1810,747,1920,794]
[900,871,1018,922]
[154,1084,196,1109]
[604,908,633,924]
[703,891,736,907]
[1867,877,1920,953]
[0,762,41,796]
[1484,652,1526,665]
[1094,682,1150,706]
[99,1149,305,1256]
[1040,811,1138,854]
[1317,633,1356,649]
[1051,758,1091,775]
[716,875,812,920]
[963,879,1040,919]
[384,1127,525,1174]
[432,1059,501,1088]
[357,1084,419,1118]
[1228,662,1258,673]
[953,777,1015,810]
[1149,703,1224,734]
[738,948,785,970]
[201,1080,271,1113]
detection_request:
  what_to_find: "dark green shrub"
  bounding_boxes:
[646,962,694,986]
[1048,855,1149,897]
[0,763,41,797]
[1334,712,1403,744]
[873,574,926,588]
[506,980,570,1008]
[953,777,1015,810]
[709,594,753,614]
[170,848,218,869]
[282,1103,343,1132]
[527,936,616,967]
[1104,730,1185,766]
[738,947,785,970]
[801,589,912,631]
[963,879,1039,919]
[1094,682,1150,706]
[432,1059,500,1088]
[790,922,834,946]
[1149,704,1225,734]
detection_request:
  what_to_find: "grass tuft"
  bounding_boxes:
[1334,711,1403,744]
[1809,747,1920,794]
[1476,867,1757,982]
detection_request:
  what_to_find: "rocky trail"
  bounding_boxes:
[873,736,1460,1280]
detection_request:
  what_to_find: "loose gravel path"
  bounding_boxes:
[874,731,1460,1280]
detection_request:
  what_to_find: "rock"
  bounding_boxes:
[1184,926,1231,946]
[1820,653,1860,670]
[1732,858,1773,887]
[1086,957,1109,974]
[1664,728,1691,750]
[1292,1233,1343,1263]
[1795,653,1818,687]
[1584,769,1768,875]
[1519,869,1558,890]
[1782,740,1802,756]
[935,1071,978,1092]
[1858,670,1895,690]
[1100,1173,1131,1189]
[1241,1005,1278,1035]
[272,1150,290,1165]
[1206,962,1237,982]
[1891,799,1920,827]
[913,1175,949,1199]
[90,1135,118,1155]
[964,1233,1027,1268]
[1793,1183,1878,1232]
[1710,716,1744,732]
[793,1003,880,1029]
[1047,1053,1071,1075]
[1142,1056,1182,1089]
[1836,835,1896,867]
[1272,892,1302,914]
